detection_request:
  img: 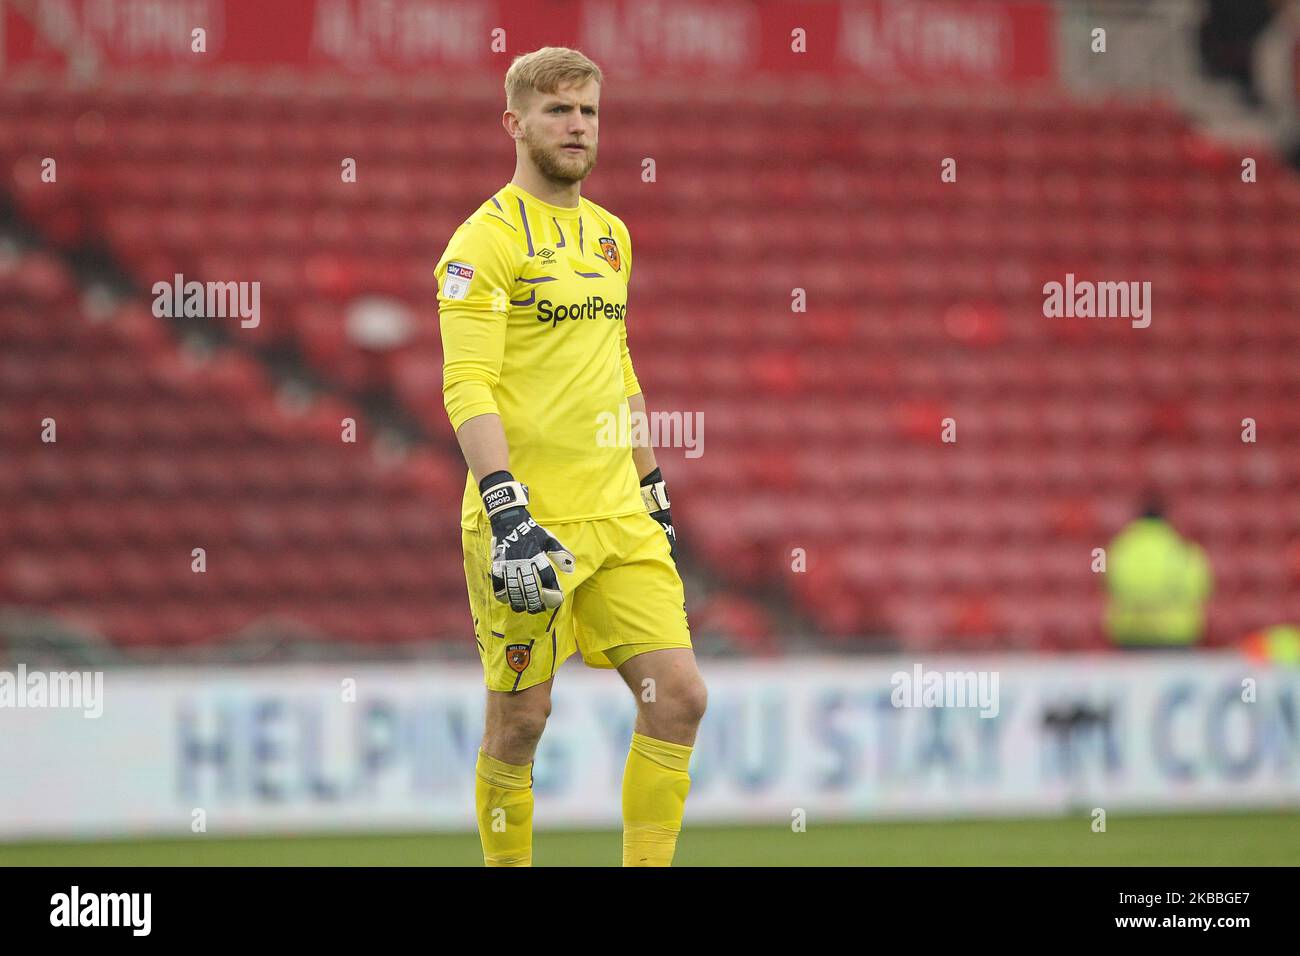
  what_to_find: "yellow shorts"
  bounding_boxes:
[462,510,692,692]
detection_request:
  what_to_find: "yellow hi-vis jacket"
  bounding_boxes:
[1105,518,1213,645]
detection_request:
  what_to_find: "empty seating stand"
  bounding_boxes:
[2,76,1297,651]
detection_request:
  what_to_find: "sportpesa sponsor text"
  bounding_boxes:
[537,295,627,327]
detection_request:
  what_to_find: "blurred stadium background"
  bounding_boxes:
[1,0,1298,865]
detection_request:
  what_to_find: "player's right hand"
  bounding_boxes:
[481,472,575,614]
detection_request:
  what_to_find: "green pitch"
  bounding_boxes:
[2,810,1296,866]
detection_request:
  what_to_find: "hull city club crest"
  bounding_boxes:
[598,236,621,271]
[506,643,532,673]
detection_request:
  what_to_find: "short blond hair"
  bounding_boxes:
[504,46,603,112]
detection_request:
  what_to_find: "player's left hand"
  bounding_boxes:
[640,467,677,562]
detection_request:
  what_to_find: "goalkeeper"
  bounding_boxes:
[435,46,705,867]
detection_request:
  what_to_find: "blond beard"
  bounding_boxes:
[524,129,598,185]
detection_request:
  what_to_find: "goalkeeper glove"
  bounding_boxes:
[640,467,677,562]
[481,470,575,614]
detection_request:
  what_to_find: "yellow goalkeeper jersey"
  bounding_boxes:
[436,181,644,531]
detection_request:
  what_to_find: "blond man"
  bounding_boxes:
[435,47,707,867]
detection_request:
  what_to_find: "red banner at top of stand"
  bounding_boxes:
[2,0,1056,87]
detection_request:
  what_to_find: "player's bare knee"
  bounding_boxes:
[506,714,547,750]
[483,713,546,762]
[640,677,706,731]
[678,678,708,727]
[483,689,550,758]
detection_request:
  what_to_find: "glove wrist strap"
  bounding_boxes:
[641,479,670,512]
[481,477,530,520]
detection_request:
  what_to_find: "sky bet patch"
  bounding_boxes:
[442,261,475,300]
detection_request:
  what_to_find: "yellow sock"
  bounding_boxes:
[475,749,534,867]
[622,732,693,867]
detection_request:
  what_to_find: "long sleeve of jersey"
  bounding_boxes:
[618,222,641,398]
[437,220,518,431]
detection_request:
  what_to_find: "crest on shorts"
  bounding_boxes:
[506,643,531,674]
[598,236,621,272]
